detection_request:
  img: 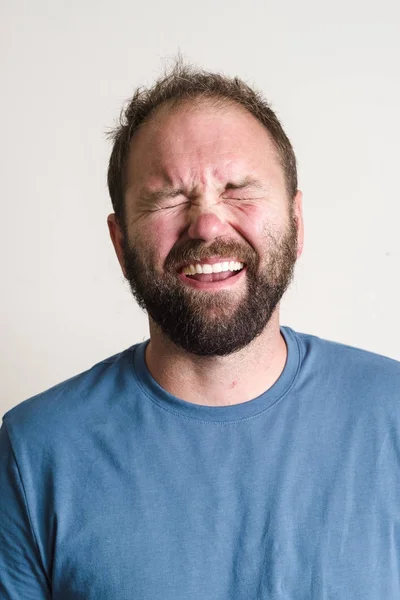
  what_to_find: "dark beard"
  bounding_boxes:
[121,215,298,356]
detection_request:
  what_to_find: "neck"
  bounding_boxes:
[144,310,287,407]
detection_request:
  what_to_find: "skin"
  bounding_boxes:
[108,99,304,407]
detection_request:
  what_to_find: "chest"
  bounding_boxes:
[48,416,400,599]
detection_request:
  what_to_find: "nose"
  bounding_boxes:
[186,205,231,242]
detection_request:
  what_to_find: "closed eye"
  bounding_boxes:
[157,199,191,210]
[222,195,262,202]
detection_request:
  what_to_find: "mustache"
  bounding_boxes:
[164,239,258,272]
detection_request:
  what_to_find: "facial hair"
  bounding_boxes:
[121,213,298,357]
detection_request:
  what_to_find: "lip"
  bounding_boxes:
[178,265,247,291]
[177,257,246,273]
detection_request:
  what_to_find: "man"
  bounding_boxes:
[1,61,400,599]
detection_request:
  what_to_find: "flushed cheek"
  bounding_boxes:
[250,208,288,240]
[226,208,268,246]
[140,219,177,269]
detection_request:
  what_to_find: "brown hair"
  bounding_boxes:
[107,57,297,231]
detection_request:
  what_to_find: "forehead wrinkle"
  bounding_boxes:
[138,157,268,200]
[128,118,281,200]
[167,151,257,188]
[140,161,214,196]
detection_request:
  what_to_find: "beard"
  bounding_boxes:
[121,212,298,357]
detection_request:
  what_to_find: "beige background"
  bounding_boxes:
[1,0,399,414]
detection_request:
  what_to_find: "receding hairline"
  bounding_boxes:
[128,94,285,166]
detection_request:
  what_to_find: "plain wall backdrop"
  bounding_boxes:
[1,0,399,414]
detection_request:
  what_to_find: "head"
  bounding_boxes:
[107,59,304,356]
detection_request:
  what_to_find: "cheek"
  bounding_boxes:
[139,216,178,265]
[231,206,289,263]
[229,204,271,244]
[249,204,289,237]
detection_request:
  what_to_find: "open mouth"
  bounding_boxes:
[178,260,246,284]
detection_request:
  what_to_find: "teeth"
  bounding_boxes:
[182,261,244,275]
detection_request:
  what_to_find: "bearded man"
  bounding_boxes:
[1,61,400,600]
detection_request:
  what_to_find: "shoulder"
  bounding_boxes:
[2,344,140,447]
[294,327,399,369]
[286,326,400,403]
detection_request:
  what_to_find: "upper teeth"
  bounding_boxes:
[182,261,244,275]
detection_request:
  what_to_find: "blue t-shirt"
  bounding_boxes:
[1,326,400,599]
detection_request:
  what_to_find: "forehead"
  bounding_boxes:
[125,99,284,193]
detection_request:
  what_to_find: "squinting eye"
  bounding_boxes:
[160,200,190,210]
[222,196,254,202]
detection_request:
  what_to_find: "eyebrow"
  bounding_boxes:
[224,177,264,191]
[140,187,185,203]
[140,176,265,203]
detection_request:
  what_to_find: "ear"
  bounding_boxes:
[293,190,304,259]
[107,214,128,278]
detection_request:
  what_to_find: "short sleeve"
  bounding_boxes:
[0,420,51,599]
